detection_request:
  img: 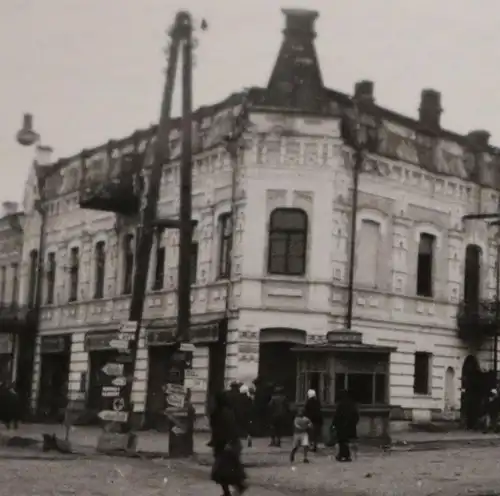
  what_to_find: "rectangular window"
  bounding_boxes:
[69,247,79,302]
[218,213,232,279]
[94,242,106,299]
[355,219,381,288]
[152,245,166,291]
[28,249,38,308]
[297,357,330,404]
[413,352,431,395]
[0,266,6,305]
[416,233,435,297]
[11,263,18,305]
[334,372,387,405]
[122,234,134,295]
[46,253,56,304]
[190,241,198,285]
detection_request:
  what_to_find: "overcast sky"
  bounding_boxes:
[1,0,499,205]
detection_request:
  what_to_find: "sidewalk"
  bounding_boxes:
[4,422,500,460]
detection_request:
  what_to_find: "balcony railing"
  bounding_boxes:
[457,299,499,343]
[79,150,142,216]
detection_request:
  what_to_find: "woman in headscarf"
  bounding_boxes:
[304,389,323,452]
[210,391,247,495]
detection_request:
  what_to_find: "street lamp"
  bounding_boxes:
[343,105,370,330]
[14,113,49,417]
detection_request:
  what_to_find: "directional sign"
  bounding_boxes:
[102,386,120,398]
[111,377,127,387]
[102,363,124,376]
[117,333,134,342]
[172,425,186,435]
[113,398,125,411]
[185,369,198,379]
[180,342,195,352]
[109,339,130,350]
[165,383,185,395]
[167,393,185,409]
[98,410,129,423]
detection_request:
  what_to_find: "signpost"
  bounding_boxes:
[96,324,138,453]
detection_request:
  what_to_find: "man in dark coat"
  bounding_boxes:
[210,391,247,496]
[0,382,21,429]
[304,389,322,452]
[333,389,359,462]
[268,385,289,447]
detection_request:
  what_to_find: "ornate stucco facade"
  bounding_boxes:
[10,8,500,426]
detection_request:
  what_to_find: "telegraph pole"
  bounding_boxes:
[96,11,196,453]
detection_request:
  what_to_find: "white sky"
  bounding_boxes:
[1,0,499,204]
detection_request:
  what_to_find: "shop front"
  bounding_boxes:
[37,335,71,422]
[145,318,227,429]
[293,330,395,443]
[84,330,121,420]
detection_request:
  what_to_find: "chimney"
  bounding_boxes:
[266,9,327,113]
[34,145,53,166]
[2,202,18,217]
[467,129,490,151]
[419,89,442,129]
[354,80,375,105]
[282,8,318,37]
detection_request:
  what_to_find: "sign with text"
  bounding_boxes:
[167,393,185,409]
[120,321,138,334]
[102,386,120,398]
[98,410,129,423]
[111,377,127,387]
[102,363,124,376]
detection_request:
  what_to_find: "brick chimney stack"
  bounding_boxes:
[354,80,375,105]
[266,9,328,113]
[419,89,442,130]
[467,129,490,151]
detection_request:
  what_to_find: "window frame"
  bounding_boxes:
[28,249,38,308]
[94,241,106,299]
[267,208,308,276]
[68,247,79,303]
[416,232,435,297]
[122,234,135,295]
[46,252,56,305]
[413,351,432,395]
[152,230,166,291]
[217,213,232,280]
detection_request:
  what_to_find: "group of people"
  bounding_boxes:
[208,381,360,496]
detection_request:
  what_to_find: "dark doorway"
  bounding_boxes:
[37,353,70,422]
[258,342,297,403]
[146,346,170,430]
[0,354,12,385]
[464,244,482,305]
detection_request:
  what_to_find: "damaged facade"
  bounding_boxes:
[11,8,500,428]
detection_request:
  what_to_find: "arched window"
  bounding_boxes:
[267,208,308,276]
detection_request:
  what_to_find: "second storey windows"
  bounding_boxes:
[94,241,106,299]
[46,252,56,304]
[416,233,435,298]
[267,208,308,276]
[122,234,135,295]
[68,247,79,302]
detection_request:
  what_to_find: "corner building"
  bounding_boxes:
[19,9,500,429]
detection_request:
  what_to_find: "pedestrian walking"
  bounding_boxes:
[268,385,289,447]
[290,407,312,464]
[485,388,500,432]
[210,391,248,496]
[304,389,323,451]
[333,389,359,462]
[239,384,253,448]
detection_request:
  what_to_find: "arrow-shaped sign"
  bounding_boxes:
[101,363,124,376]
[111,377,127,387]
[109,339,130,350]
